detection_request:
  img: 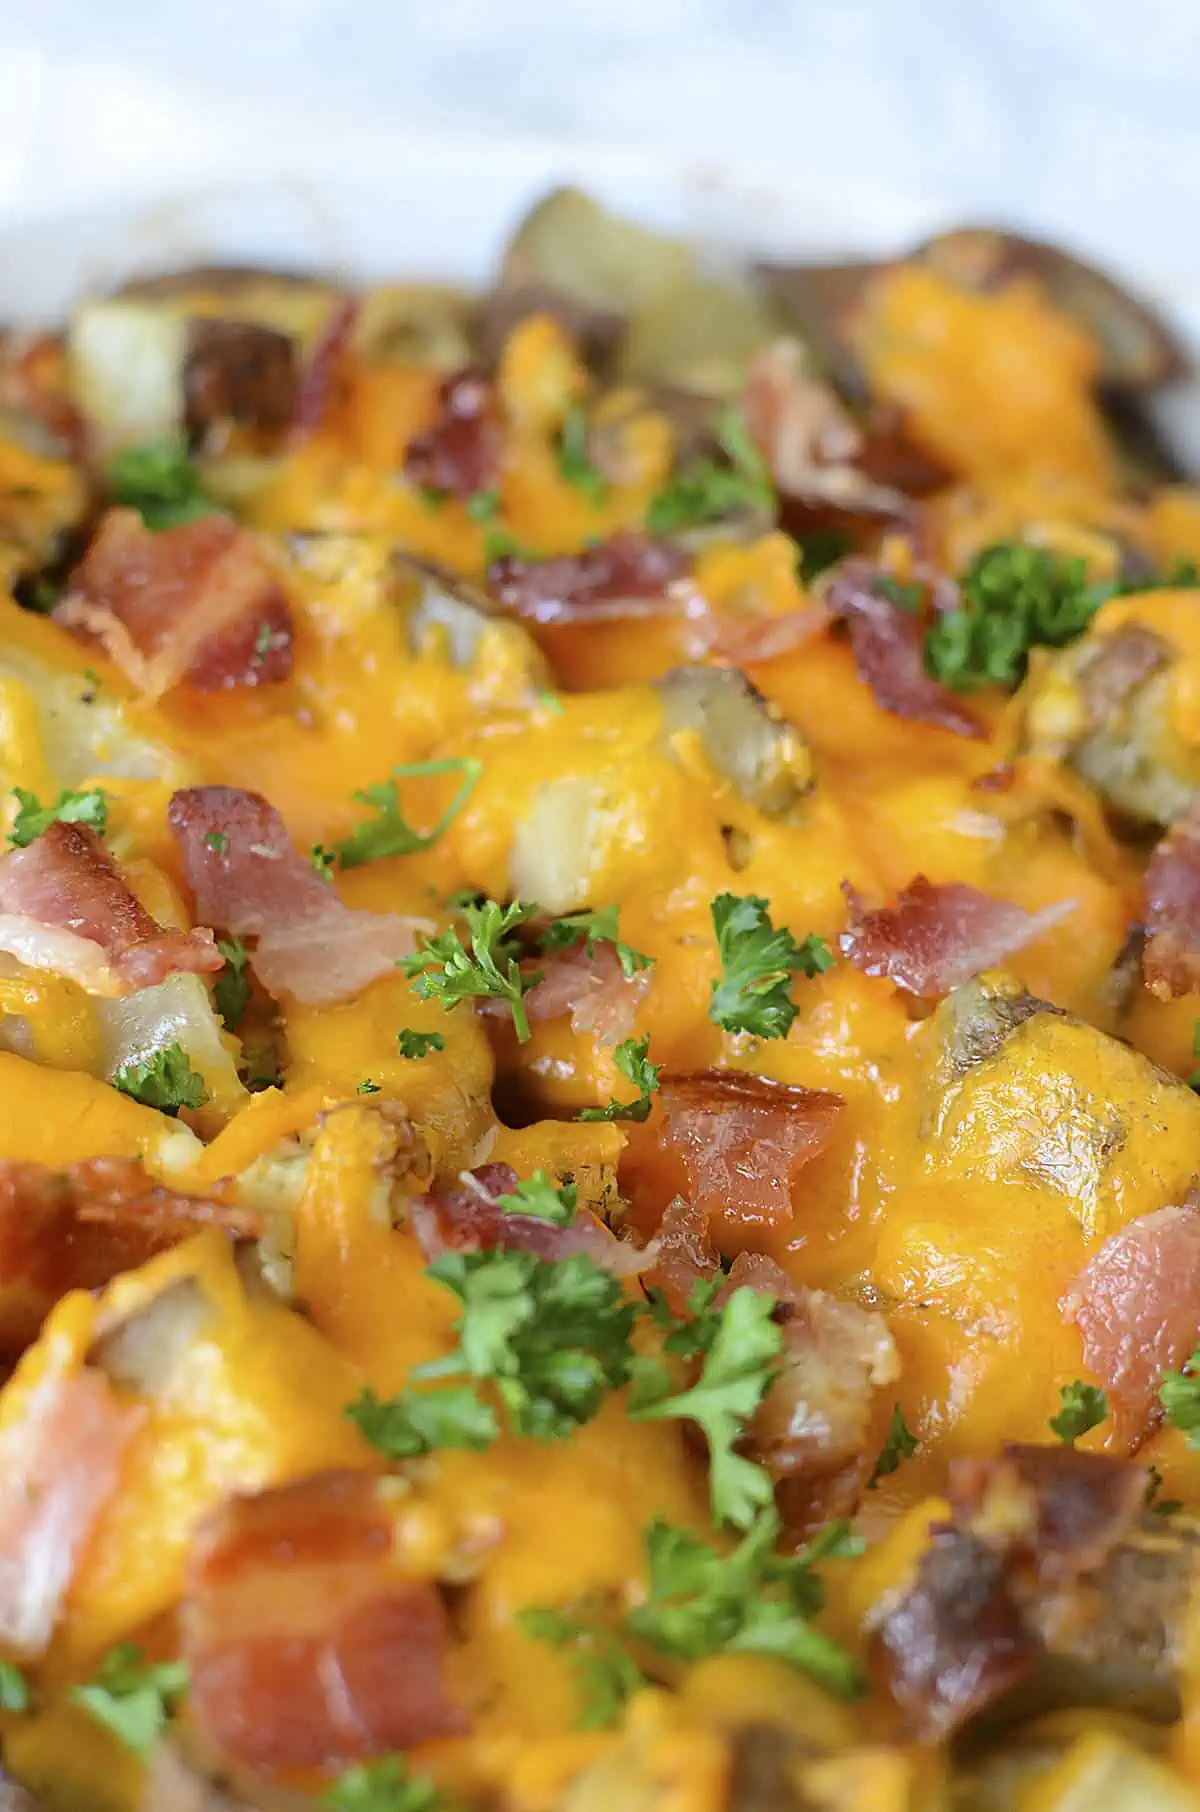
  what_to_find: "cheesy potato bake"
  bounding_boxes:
[2,189,1200,1810]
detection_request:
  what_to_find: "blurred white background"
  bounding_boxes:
[1,0,1198,279]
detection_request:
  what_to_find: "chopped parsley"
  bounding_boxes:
[1160,1346,1200,1446]
[466,488,500,522]
[402,898,542,1041]
[518,1605,647,1729]
[333,757,482,870]
[203,829,229,854]
[311,842,336,879]
[213,936,252,1032]
[495,1169,577,1225]
[409,1247,639,1443]
[323,1755,451,1812]
[1050,1380,1109,1445]
[557,403,606,506]
[578,1033,662,1123]
[112,1043,209,1115]
[646,407,774,538]
[925,543,1113,693]
[1145,1464,1183,1517]
[9,784,108,847]
[869,1404,920,1485]
[250,619,276,668]
[346,1383,498,1458]
[0,1661,29,1713]
[708,893,830,1040]
[483,527,538,564]
[356,1079,381,1095]
[632,1286,782,1529]
[108,439,221,531]
[1188,1019,1200,1090]
[541,903,653,979]
[522,1507,864,1726]
[70,1645,188,1756]
[396,1029,445,1059]
[796,529,852,583]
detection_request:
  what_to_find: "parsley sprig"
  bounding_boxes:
[579,1033,663,1123]
[213,935,251,1032]
[333,758,482,871]
[868,1404,920,1485]
[557,403,607,506]
[1050,1380,1109,1445]
[632,1286,782,1529]
[346,1383,498,1459]
[9,785,108,847]
[521,1506,864,1726]
[646,408,774,538]
[495,1169,577,1225]
[1160,1346,1200,1446]
[402,898,542,1041]
[70,1645,188,1756]
[112,1043,208,1115]
[397,1029,445,1059]
[925,543,1111,692]
[108,439,222,532]
[540,903,653,979]
[709,893,832,1039]
[323,1756,451,1812]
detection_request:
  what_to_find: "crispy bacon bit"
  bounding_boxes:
[522,943,650,1045]
[0,1157,252,1353]
[730,1250,899,1532]
[183,1471,464,1773]
[825,561,982,738]
[0,1364,141,1655]
[1061,1199,1200,1442]
[488,532,689,624]
[1143,805,1200,998]
[1075,623,1170,730]
[183,319,297,447]
[876,1525,1033,1739]
[409,1162,653,1277]
[743,339,910,523]
[660,1072,844,1230]
[292,298,359,438]
[403,366,500,499]
[875,1442,1148,1737]
[0,822,220,997]
[950,1443,1146,1578]
[168,786,427,1007]
[645,1196,719,1315]
[840,875,1074,998]
[57,509,294,698]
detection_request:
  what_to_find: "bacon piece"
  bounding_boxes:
[167,786,426,1007]
[876,1524,1033,1739]
[743,339,911,523]
[0,1364,141,1655]
[183,319,297,446]
[875,1443,1147,1738]
[488,532,689,624]
[645,1196,719,1315]
[409,1162,654,1278]
[825,560,982,738]
[0,822,220,997]
[0,1156,252,1352]
[949,1443,1147,1579]
[726,1251,899,1532]
[840,875,1074,998]
[1060,1200,1200,1441]
[292,298,359,438]
[522,942,650,1045]
[403,366,500,499]
[660,1071,844,1229]
[183,1471,464,1773]
[57,509,294,698]
[1143,805,1200,998]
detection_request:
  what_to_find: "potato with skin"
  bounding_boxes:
[919,971,1200,1241]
